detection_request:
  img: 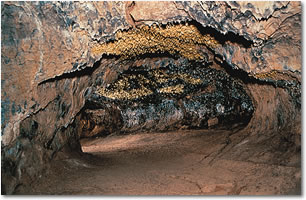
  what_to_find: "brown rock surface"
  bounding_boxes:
[1,1,301,195]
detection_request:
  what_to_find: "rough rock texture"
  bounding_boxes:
[1,1,301,194]
[1,1,130,146]
[81,58,254,137]
[176,1,301,73]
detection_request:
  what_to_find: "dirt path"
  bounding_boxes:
[22,129,300,195]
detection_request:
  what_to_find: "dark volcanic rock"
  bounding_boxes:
[81,59,254,137]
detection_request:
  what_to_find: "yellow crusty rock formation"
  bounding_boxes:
[92,23,220,60]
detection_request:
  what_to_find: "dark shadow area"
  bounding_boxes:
[38,55,120,86]
[213,56,268,85]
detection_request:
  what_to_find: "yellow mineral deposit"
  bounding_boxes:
[95,23,214,100]
[97,74,153,100]
[97,65,203,100]
[150,69,202,85]
[158,84,184,94]
[176,73,202,85]
[254,70,279,80]
[92,23,219,60]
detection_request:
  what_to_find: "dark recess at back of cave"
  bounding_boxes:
[79,57,254,138]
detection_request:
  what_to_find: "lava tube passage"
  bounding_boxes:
[1,1,301,195]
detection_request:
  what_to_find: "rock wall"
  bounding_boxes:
[80,58,254,137]
[1,1,301,194]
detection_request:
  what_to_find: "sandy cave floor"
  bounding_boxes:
[20,129,301,195]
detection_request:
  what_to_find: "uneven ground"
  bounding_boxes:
[18,128,301,195]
